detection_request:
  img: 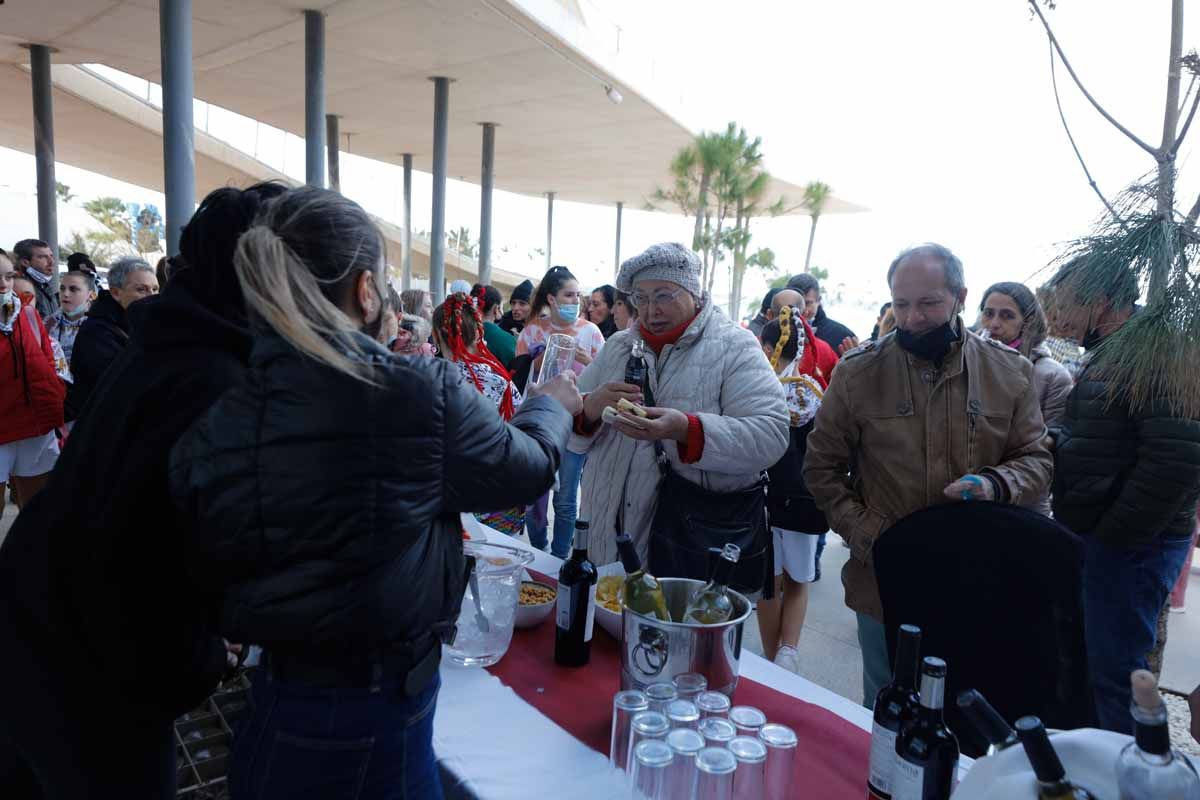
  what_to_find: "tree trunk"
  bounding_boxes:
[693,170,711,252]
[729,205,745,319]
[710,210,725,299]
[803,214,820,272]
[1151,0,1185,304]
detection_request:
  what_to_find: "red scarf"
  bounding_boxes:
[639,312,699,354]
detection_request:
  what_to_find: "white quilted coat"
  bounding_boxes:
[573,299,789,567]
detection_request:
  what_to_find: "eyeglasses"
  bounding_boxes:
[630,287,688,309]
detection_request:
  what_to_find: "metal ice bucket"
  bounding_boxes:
[619,578,752,697]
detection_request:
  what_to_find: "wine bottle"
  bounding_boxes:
[868,624,922,800]
[1014,716,1096,800]
[554,520,598,667]
[682,544,740,624]
[957,689,1018,754]
[1114,670,1200,800]
[892,657,960,800]
[624,338,647,393]
[615,533,670,621]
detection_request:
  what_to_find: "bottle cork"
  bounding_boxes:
[1130,669,1162,711]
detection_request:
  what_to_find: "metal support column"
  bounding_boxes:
[429,77,450,304]
[614,201,623,276]
[402,153,413,292]
[326,114,340,192]
[545,191,555,269]
[28,44,58,289]
[478,122,495,286]
[304,10,326,188]
[158,0,195,257]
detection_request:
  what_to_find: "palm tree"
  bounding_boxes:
[83,197,133,245]
[55,182,75,204]
[802,181,832,273]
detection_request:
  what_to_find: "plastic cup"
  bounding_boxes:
[694,746,737,800]
[696,690,731,719]
[664,699,700,730]
[536,333,576,384]
[672,672,708,700]
[729,705,767,736]
[665,728,705,799]
[698,717,737,747]
[631,739,673,800]
[645,682,678,714]
[730,735,768,800]
[610,690,649,772]
[759,723,798,800]
[626,710,670,787]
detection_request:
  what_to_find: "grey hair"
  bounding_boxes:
[887,243,966,295]
[107,256,154,289]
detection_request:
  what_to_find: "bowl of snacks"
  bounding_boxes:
[594,564,627,639]
[515,580,556,629]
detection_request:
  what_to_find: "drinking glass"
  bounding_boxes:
[626,710,670,785]
[610,690,649,772]
[631,739,673,800]
[536,333,576,384]
[665,728,705,800]
[665,699,700,730]
[729,705,767,736]
[645,682,678,714]
[730,735,768,800]
[758,723,798,800]
[694,746,737,800]
[696,691,731,719]
[698,717,737,747]
[672,672,708,700]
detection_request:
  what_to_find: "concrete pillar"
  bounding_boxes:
[429,77,450,304]
[478,122,495,286]
[545,191,555,270]
[402,153,413,292]
[326,114,340,192]
[27,44,58,288]
[304,10,326,188]
[614,201,623,276]
[158,0,195,258]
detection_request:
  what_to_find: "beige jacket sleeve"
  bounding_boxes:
[981,377,1054,505]
[802,364,890,566]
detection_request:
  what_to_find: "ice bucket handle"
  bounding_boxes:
[633,625,669,677]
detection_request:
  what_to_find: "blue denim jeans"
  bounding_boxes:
[1082,533,1193,733]
[551,450,588,559]
[231,667,442,800]
[526,493,550,551]
[856,612,892,709]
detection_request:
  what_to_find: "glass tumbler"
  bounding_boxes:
[610,690,649,772]
[672,672,708,700]
[694,746,737,800]
[645,682,678,714]
[698,717,737,748]
[535,333,576,384]
[696,691,731,719]
[730,735,768,800]
[664,699,700,730]
[631,739,674,800]
[729,705,767,736]
[626,710,670,784]
[758,723,798,800]
[665,728,705,799]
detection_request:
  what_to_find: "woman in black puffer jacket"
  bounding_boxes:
[168,187,581,800]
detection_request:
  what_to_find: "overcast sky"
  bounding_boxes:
[0,0,1191,335]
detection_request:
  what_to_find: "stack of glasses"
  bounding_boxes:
[610,673,797,800]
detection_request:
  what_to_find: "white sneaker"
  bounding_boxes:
[774,645,800,674]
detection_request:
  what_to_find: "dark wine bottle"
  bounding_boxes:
[957,689,1018,754]
[624,338,647,393]
[554,520,597,667]
[1014,716,1096,800]
[867,624,922,800]
[892,657,960,800]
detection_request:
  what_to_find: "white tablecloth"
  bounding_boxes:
[434,516,882,799]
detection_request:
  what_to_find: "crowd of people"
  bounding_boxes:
[0,179,1196,799]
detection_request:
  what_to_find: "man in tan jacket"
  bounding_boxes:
[804,243,1052,706]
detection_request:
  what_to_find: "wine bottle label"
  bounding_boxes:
[556,585,572,630]
[556,583,596,642]
[584,585,596,642]
[868,722,898,798]
[890,757,924,800]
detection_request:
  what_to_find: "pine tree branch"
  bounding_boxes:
[1049,43,1127,230]
[1029,0,1159,158]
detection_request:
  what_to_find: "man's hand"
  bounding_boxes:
[1189,683,1200,743]
[943,474,995,502]
[838,336,860,356]
[527,372,583,415]
[611,406,690,444]
[582,382,643,424]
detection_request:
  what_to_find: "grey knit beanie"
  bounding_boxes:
[616,243,702,297]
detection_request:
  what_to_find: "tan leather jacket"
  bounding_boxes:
[803,322,1052,620]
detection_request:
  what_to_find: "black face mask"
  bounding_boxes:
[897,319,960,365]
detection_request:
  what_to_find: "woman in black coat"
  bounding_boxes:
[168,186,581,800]
[0,182,287,799]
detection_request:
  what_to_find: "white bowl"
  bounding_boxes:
[594,563,626,640]
[515,580,556,629]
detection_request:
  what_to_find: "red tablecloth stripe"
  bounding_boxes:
[487,571,871,798]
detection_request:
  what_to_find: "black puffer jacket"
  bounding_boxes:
[66,289,129,421]
[1052,369,1200,547]
[169,332,571,657]
[811,306,856,354]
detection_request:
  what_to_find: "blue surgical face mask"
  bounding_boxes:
[556,303,580,323]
